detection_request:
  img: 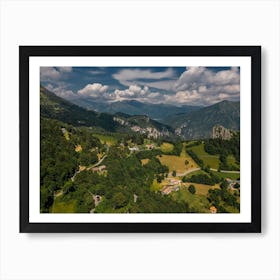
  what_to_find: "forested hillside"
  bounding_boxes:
[40,117,190,213]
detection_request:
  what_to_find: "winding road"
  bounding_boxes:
[71,154,108,182]
[210,168,240,174]
[168,167,240,178]
[168,167,201,177]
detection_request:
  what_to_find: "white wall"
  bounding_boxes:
[0,0,279,279]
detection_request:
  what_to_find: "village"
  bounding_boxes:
[60,125,240,214]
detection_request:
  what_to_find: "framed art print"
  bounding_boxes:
[19,46,261,233]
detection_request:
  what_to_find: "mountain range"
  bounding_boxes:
[165,100,240,139]
[40,86,174,138]
[70,98,200,122]
[40,86,240,140]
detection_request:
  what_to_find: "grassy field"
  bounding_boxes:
[211,170,240,180]
[62,129,70,141]
[183,170,220,195]
[160,142,174,153]
[150,179,162,192]
[141,158,150,165]
[180,143,188,157]
[227,155,240,170]
[185,140,199,148]
[171,188,210,213]
[184,168,240,182]
[157,142,198,173]
[157,155,198,173]
[93,133,117,146]
[51,198,76,213]
[221,203,240,213]
[184,169,208,178]
[187,143,220,169]
[183,183,220,196]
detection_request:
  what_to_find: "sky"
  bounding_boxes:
[40,66,240,106]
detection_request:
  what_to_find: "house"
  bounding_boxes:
[210,206,217,213]
[94,195,102,207]
[145,144,154,150]
[168,178,181,186]
[161,185,180,195]
[79,165,86,171]
[75,144,82,152]
[133,194,138,203]
[129,146,139,152]
[226,178,240,190]
[98,165,106,171]
[91,165,106,173]
[161,186,173,195]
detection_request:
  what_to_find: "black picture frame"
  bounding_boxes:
[20,46,261,233]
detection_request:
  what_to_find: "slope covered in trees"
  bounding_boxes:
[40,117,190,213]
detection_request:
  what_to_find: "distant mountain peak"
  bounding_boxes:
[165,100,240,140]
[69,97,201,123]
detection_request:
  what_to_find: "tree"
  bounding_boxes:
[204,165,210,173]
[233,183,240,189]
[185,159,189,166]
[63,181,76,194]
[220,179,229,190]
[112,192,128,209]
[156,174,163,183]
[40,186,54,213]
[172,170,177,177]
[188,184,196,194]
[182,176,187,183]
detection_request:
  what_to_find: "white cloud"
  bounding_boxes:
[138,80,175,91]
[43,66,240,106]
[113,85,150,101]
[40,67,61,81]
[88,70,105,75]
[175,67,240,91]
[77,83,109,98]
[164,90,201,105]
[57,67,72,73]
[167,67,240,105]
[113,68,176,89]
[40,67,73,82]
[45,83,76,99]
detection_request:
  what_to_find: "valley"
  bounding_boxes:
[40,85,240,214]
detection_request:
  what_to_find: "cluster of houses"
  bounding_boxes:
[128,146,139,152]
[145,144,155,150]
[128,144,155,152]
[161,178,182,195]
[90,165,106,173]
[226,178,240,190]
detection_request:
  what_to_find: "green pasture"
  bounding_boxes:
[187,143,220,169]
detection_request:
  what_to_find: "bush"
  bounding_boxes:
[186,150,204,168]
[188,185,196,194]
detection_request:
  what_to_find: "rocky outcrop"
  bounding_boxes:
[212,125,233,140]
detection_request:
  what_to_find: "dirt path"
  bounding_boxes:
[168,167,201,177]
[168,167,240,178]
[71,154,108,182]
[210,168,240,174]
[87,154,107,170]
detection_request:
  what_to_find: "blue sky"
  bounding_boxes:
[40,66,240,106]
